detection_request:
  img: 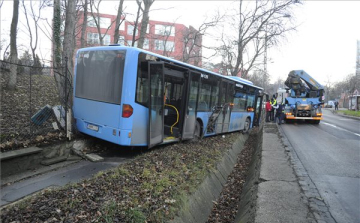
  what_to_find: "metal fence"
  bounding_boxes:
[0,59,72,151]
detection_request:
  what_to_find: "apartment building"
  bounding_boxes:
[76,12,202,66]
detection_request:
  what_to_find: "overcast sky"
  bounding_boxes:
[1,1,359,85]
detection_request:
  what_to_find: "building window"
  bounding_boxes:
[103,34,111,45]
[87,32,99,44]
[154,40,164,50]
[118,36,125,45]
[87,16,111,29]
[154,40,174,52]
[143,39,149,49]
[127,25,138,36]
[87,33,110,45]
[155,25,175,36]
[165,41,174,52]
[127,40,137,47]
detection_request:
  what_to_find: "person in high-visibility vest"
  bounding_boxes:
[270,95,277,122]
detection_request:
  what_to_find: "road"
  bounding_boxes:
[281,108,360,223]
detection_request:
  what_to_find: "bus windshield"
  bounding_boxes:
[75,50,126,104]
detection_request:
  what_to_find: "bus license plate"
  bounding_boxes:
[87,124,99,132]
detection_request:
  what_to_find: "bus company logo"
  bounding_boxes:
[201,73,208,79]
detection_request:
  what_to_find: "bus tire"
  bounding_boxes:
[243,117,251,134]
[312,120,320,124]
[193,120,202,141]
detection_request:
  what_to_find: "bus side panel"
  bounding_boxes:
[74,98,123,145]
[228,111,244,131]
[228,111,254,132]
[130,104,148,146]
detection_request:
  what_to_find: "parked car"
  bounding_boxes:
[325,100,335,108]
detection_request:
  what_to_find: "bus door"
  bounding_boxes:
[148,62,164,148]
[181,71,200,140]
[222,82,234,132]
[254,90,264,126]
[215,81,227,134]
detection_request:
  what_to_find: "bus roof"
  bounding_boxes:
[77,45,263,90]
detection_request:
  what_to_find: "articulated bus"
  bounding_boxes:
[73,45,264,148]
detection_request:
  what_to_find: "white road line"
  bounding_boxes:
[322,122,360,137]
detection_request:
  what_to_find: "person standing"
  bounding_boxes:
[265,99,272,122]
[270,95,277,122]
[335,101,339,110]
[273,102,284,125]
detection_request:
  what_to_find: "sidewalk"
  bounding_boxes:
[255,123,316,223]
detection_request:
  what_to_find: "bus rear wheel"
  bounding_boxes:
[243,118,251,134]
[193,121,202,141]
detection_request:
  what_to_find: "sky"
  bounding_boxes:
[1,0,359,85]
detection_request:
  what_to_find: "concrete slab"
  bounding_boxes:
[85,153,104,162]
[255,181,310,223]
[259,158,296,182]
[0,147,42,161]
[41,156,68,166]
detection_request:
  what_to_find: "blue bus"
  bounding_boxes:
[73,46,264,148]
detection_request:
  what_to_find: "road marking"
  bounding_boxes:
[322,122,360,137]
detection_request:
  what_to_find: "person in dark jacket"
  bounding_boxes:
[273,102,284,125]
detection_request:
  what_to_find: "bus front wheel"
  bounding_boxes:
[193,121,202,140]
[243,118,251,134]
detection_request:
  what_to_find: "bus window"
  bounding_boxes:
[233,90,246,111]
[227,83,235,104]
[75,50,125,104]
[246,94,255,109]
[220,82,227,105]
[210,81,219,108]
[136,53,158,106]
[198,81,211,111]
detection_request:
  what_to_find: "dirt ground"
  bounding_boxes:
[1,128,260,223]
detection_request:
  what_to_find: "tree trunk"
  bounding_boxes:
[137,0,153,49]
[131,4,142,47]
[113,0,124,44]
[80,0,88,48]
[8,0,19,90]
[62,0,77,106]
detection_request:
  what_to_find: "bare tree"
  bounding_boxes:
[113,0,125,44]
[136,0,154,49]
[89,0,116,46]
[8,0,19,90]
[130,3,142,47]
[215,0,298,79]
[53,0,61,69]
[21,0,49,69]
[80,0,89,48]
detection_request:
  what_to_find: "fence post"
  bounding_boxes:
[29,64,32,136]
[64,56,68,135]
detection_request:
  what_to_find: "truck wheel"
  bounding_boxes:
[313,120,320,124]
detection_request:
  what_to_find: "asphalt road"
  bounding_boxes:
[281,109,360,223]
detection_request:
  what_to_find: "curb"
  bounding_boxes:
[331,110,360,120]
[171,133,249,223]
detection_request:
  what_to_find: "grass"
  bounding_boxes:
[336,110,360,117]
[1,132,245,223]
